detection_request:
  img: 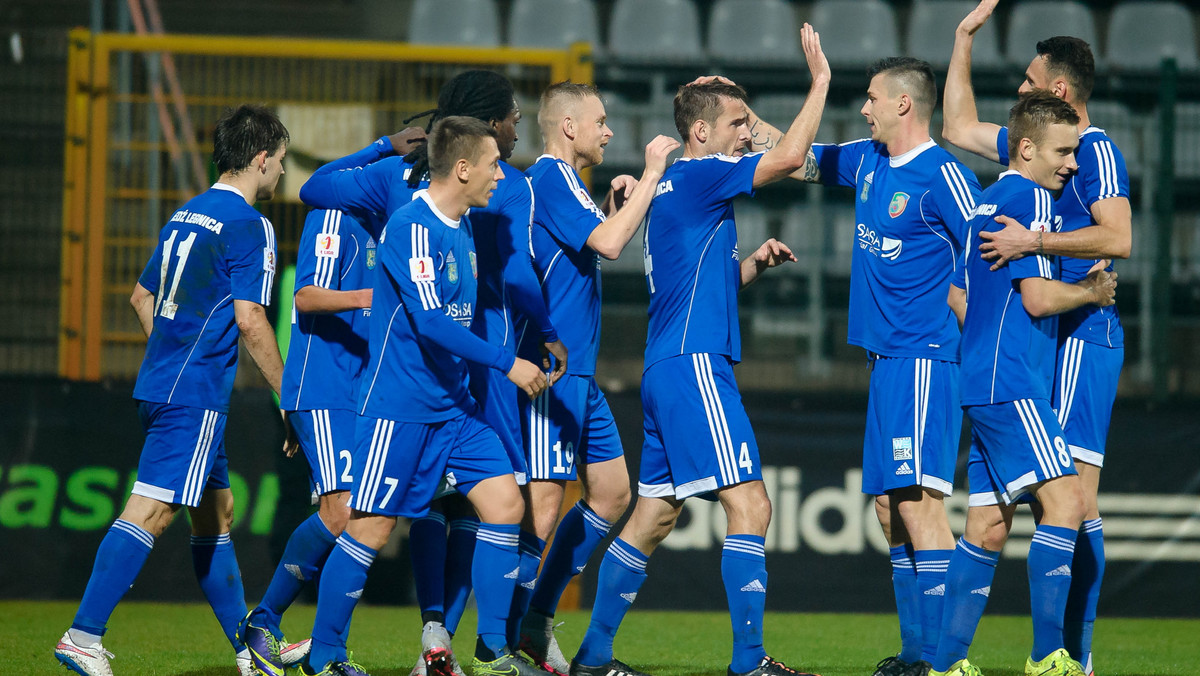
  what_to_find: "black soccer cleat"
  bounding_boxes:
[729,655,821,676]
[569,658,655,676]
[902,660,932,676]
[873,656,913,676]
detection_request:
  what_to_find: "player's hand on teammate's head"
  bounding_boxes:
[541,340,569,386]
[281,410,301,458]
[644,135,682,175]
[388,126,427,153]
[508,357,550,398]
[688,75,739,88]
[755,238,799,268]
[958,0,1000,37]
[801,23,831,85]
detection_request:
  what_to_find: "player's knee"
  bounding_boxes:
[319,495,351,536]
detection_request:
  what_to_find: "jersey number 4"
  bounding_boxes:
[156,229,197,320]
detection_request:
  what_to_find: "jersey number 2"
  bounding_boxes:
[156,229,197,320]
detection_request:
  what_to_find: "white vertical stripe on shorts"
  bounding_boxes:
[692,353,739,486]
[182,410,219,506]
[1057,337,1084,426]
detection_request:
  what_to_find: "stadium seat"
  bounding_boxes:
[906,0,1004,69]
[1004,1,1099,67]
[1085,100,1140,177]
[809,0,900,69]
[752,93,842,144]
[508,0,601,52]
[407,0,500,47]
[707,0,802,65]
[608,0,704,62]
[599,92,642,167]
[1107,1,1199,72]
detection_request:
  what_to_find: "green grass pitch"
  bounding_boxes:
[6,602,1197,675]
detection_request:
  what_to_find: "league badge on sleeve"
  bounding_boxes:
[888,192,910,218]
[410,256,435,282]
[263,248,276,273]
[316,233,341,258]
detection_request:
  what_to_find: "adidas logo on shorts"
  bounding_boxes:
[740,579,767,593]
[1046,565,1072,577]
[895,462,914,476]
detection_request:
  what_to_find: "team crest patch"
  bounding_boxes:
[469,251,477,278]
[892,437,913,461]
[889,192,910,218]
[860,171,874,202]
[446,251,459,284]
[366,236,377,270]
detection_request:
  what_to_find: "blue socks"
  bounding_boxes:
[473,523,521,659]
[309,534,376,670]
[507,531,546,649]
[410,511,449,621]
[256,513,337,636]
[722,535,768,674]
[889,544,922,663]
[915,548,952,663]
[444,517,479,636]
[931,538,999,672]
[574,538,649,667]
[1028,524,1078,662]
[1065,518,1103,670]
[530,501,613,616]
[72,520,155,637]
[191,533,248,650]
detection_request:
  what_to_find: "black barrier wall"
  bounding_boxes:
[2,378,1198,616]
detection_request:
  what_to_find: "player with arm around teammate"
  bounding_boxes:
[569,24,830,676]
[507,82,680,674]
[929,91,1116,676]
[943,6,1131,672]
[55,105,290,676]
[298,117,549,676]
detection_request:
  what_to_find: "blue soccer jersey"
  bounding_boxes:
[358,190,514,422]
[960,171,1061,406]
[298,136,422,217]
[133,183,276,413]
[280,208,381,412]
[518,155,607,376]
[997,126,1128,349]
[812,139,981,361]
[642,153,762,369]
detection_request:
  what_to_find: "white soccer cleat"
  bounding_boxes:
[280,638,312,667]
[237,653,257,676]
[519,611,571,676]
[419,621,464,676]
[55,631,114,676]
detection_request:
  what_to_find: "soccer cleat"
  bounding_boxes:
[54,632,114,676]
[300,656,372,676]
[1026,649,1086,676]
[473,651,547,676]
[928,658,984,676]
[903,661,932,676]
[281,638,313,667]
[237,613,284,676]
[518,612,570,676]
[569,658,655,676]
[873,656,912,676]
[728,655,820,676]
[238,654,258,676]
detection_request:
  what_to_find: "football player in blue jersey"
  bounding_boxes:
[299,116,549,676]
[54,105,290,676]
[929,91,1117,676]
[299,70,568,676]
[942,6,1132,674]
[511,81,679,675]
[746,54,983,676]
[569,24,829,676]
[236,203,383,676]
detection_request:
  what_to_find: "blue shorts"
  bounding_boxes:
[639,353,761,500]
[1054,337,1123,468]
[291,408,357,497]
[521,373,623,481]
[862,356,960,496]
[469,360,528,484]
[132,401,229,508]
[349,407,512,518]
[964,398,1078,505]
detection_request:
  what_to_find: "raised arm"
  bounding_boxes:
[586,135,680,259]
[942,0,1003,162]
[752,23,831,187]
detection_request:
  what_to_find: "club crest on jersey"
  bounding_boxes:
[446,251,459,284]
[888,192,910,218]
[860,171,874,202]
[366,236,377,270]
[469,251,477,278]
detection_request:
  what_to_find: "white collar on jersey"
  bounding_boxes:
[997,169,1022,179]
[210,182,247,200]
[888,138,938,168]
[414,189,461,228]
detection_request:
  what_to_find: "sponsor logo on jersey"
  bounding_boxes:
[881,236,903,261]
[366,236,377,270]
[316,233,341,258]
[655,180,674,197]
[445,302,473,327]
[888,192,910,218]
[973,203,998,218]
[856,224,880,254]
[892,437,913,461]
[446,251,459,284]
[860,171,874,202]
[895,462,913,476]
